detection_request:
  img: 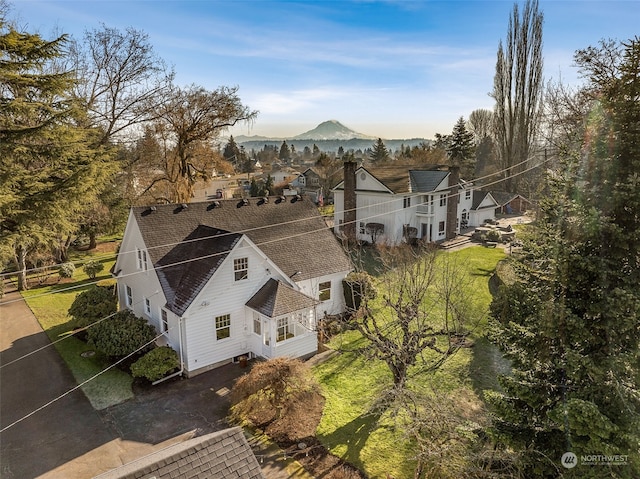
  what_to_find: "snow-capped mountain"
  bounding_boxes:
[292,120,376,140]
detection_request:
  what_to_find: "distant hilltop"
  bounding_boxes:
[233,120,430,153]
[235,120,422,142]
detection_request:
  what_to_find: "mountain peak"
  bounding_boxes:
[292,120,376,140]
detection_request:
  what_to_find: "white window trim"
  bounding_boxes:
[234,257,248,281]
[215,313,231,341]
[319,281,331,302]
[125,285,133,307]
[144,297,151,316]
[161,308,168,333]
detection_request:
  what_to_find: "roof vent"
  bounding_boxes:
[258,197,269,206]
[181,203,188,209]
[150,206,157,211]
[242,198,250,206]
[213,200,221,208]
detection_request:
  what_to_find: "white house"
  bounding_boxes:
[112,196,352,377]
[332,163,497,245]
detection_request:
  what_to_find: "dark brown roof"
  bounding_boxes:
[363,166,411,193]
[246,278,319,317]
[130,196,351,315]
[94,427,264,479]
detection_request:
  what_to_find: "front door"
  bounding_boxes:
[262,319,272,357]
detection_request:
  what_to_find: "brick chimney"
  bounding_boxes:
[343,159,357,241]
[446,166,460,240]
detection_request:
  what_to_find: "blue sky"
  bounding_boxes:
[14,0,640,139]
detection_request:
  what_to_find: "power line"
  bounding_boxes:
[0,154,551,432]
[1,151,546,283]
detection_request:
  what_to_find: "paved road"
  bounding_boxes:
[0,289,115,479]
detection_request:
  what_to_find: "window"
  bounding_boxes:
[277,317,294,342]
[144,297,151,315]
[403,196,411,208]
[438,221,445,235]
[125,285,133,307]
[161,309,168,333]
[136,248,148,271]
[215,314,231,340]
[234,257,248,281]
[465,190,471,200]
[253,312,261,335]
[439,194,447,207]
[359,222,365,234]
[319,281,331,301]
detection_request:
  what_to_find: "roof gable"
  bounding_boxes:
[408,170,450,193]
[246,278,318,317]
[129,197,352,314]
[156,225,241,315]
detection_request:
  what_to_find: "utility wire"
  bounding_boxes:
[1,151,547,282]
[0,153,552,432]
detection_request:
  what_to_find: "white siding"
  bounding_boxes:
[296,270,349,317]
[115,212,167,332]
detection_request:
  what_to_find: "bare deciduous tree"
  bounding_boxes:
[69,24,174,144]
[347,244,476,389]
[491,0,544,192]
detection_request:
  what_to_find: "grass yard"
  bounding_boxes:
[21,243,133,410]
[313,246,506,478]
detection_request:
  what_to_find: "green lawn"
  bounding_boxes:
[313,246,506,478]
[22,245,133,410]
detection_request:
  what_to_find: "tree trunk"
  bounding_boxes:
[88,232,97,250]
[14,245,29,291]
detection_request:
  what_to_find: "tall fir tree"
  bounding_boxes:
[0,19,113,289]
[446,116,475,177]
[487,38,640,478]
[370,138,390,163]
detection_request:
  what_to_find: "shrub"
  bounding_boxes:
[131,346,180,382]
[486,229,501,242]
[230,357,324,443]
[68,285,117,330]
[83,260,104,279]
[58,262,76,279]
[342,271,376,311]
[88,309,156,358]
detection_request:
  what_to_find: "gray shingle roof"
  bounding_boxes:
[131,196,351,315]
[408,170,450,193]
[246,278,319,317]
[93,427,264,479]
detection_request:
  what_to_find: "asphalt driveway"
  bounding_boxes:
[1,287,304,479]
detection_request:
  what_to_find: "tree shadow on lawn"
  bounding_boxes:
[317,410,383,473]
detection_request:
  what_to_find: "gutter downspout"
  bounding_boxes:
[152,316,185,385]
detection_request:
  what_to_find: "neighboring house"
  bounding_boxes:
[113,196,351,377]
[469,191,500,227]
[490,191,534,215]
[332,163,496,245]
[94,427,264,479]
[292,168,324,204]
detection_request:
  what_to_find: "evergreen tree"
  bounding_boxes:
[487,38,640,478]
[223,135,241,162]
[446,116,475,177]
[0,19,113,289]
[278,140,291,163]
[369,138,390,163]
